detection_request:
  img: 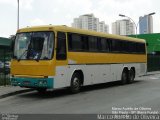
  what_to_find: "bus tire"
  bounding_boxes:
[128,69,135,83]
[121,69,128,85]
[70,72,81,93]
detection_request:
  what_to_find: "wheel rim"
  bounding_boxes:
[73,77,80,90]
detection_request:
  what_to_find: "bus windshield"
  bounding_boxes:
[14,32,54,60]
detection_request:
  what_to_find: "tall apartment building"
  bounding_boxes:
[112,22,120,35]
[112,19,135,35]
[72,14,109,33]
[139,15,153,34]
[99,21,109,33]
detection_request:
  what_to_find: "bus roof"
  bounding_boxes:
[18,25,145,43]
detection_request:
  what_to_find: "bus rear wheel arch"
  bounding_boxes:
[70,71,84,93]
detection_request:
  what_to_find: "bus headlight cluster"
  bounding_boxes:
[11,78,18,85]
[38,80,47,86]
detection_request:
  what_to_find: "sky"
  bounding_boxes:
[0,0,159,37]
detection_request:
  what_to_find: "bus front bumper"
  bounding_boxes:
[10,77,54,89]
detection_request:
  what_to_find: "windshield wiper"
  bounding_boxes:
[17,49,28,62]
[18,49,41,62]
[34,53,40,62]
[17,41,31,62]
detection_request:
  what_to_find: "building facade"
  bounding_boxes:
[139,15,153,34]
[98,21,109,33]
[112,19,135,35]
[72,14,109,33]
[112,22,120,35]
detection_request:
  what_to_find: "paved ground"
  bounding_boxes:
[0,72,160,114]
[0,86,33,99]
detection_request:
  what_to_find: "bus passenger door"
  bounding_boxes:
[55,32,68,88]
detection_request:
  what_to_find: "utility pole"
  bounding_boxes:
[17,0,19,30]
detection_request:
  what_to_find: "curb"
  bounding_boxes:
[142,72,160,77]
[0,88,34,99]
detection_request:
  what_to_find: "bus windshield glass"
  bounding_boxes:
[14,32,54,60]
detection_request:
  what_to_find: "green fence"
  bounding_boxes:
[0,48,11,86]
[0,37,12,86]
[0,73,10,86]
[147,54,160,72]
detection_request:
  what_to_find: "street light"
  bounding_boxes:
[148,12,156,16]
[119,12,156,37]
[119,14,125,17]
[17,0,19,30]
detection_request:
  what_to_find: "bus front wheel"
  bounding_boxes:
[70,73,82,93]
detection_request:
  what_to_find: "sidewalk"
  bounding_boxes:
[0,86,34,99]
[146,71,160,76]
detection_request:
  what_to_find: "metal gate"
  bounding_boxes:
[147,54,160,72]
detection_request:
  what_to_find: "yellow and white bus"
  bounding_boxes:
[11,25,147,93]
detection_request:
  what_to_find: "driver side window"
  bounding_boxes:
[56,32,67,60]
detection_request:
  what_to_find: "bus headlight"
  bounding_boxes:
[38,80,47,86]
[39,81,43,85]
[43,81,47,85]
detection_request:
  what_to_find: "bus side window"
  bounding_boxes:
[56,32,67,60]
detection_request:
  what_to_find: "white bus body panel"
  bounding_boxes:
[53,63,147,89]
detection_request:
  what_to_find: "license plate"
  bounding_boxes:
[23,81,30,85]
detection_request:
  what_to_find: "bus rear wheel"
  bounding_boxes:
[70,73,82,93]
[128,69,135,83]
[121,70,128,85]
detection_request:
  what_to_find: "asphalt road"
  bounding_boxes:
[0,74,160,114]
